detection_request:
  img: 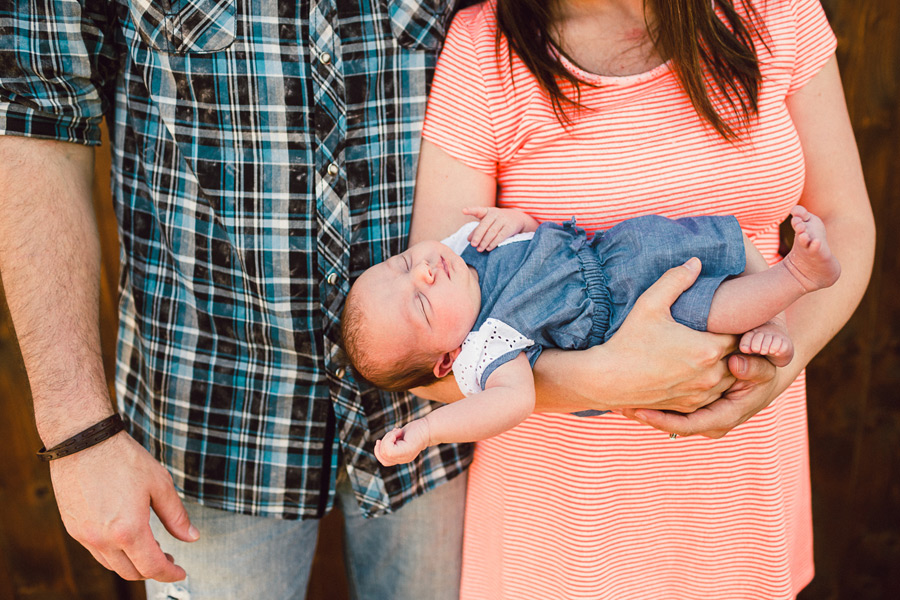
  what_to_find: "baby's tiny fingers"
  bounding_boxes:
[484,225,509,250]
[462,206,488,218]
[479,220,505,250]
[468,222,492,250]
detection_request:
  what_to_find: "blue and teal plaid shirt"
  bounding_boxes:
[0,0,472,519]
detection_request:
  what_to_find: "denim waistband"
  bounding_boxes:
[575,242,611,347]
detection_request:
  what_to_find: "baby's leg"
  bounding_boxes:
[706,206,839,335]
[727,242,795,366]
[781,205,842,292]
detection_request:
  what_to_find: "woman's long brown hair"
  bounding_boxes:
[495,0,767,140]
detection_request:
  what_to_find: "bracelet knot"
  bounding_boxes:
[36,414,125,462]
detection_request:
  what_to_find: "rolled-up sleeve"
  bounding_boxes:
[0,0,119,145]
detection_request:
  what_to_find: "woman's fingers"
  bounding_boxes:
[728,353,776,383]
[600,256,741,415]
[628,355,781,438]
[632,258,702,316]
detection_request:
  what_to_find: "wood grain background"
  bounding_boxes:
[1,0,897,598]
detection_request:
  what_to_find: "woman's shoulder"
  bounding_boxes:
[447,0,499,46]
[742,0,836,90]
[742,0,833,41]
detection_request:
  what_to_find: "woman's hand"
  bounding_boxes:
[621,353,781,438]
[534,258,745,414]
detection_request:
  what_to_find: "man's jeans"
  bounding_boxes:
[146,469,467,600]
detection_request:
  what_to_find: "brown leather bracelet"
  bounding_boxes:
[36,414,125,462]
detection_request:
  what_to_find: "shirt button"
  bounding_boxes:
[319,52,331,65]
[335,367,346,379]
[326,272,338,286]
[327,163,339,177]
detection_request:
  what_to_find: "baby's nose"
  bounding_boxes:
[415,260,435,283]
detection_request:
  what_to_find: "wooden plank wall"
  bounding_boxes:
[0,0,897,597]
[799,1,900,598]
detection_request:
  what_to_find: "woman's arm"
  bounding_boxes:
[627,56,875,437]
[410,139,497,245]
[411,139,761,413]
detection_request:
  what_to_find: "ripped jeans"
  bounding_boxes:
[146,469,467,600]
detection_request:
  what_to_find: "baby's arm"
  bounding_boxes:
[462,206,540,252]
[374,353,535,466]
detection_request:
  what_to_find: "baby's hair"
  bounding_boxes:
[341,285,440,392]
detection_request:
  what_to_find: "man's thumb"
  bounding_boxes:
[152,483,199,543]
[638,258,702,310]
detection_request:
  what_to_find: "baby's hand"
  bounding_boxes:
[374,419,432,467]
[462,206,540,252]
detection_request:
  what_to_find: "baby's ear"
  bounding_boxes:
[432,347,462,379]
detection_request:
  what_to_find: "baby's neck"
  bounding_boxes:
[468,264,480,283]
[470,264,482,311]
[463,265,482,341]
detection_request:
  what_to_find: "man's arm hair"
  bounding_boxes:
[0,134,199,583]
[0,135,113,444]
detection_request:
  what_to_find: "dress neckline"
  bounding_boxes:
[550,42,672,87]
[557,53,671,87]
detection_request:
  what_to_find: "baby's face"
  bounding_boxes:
[354,240,482,368]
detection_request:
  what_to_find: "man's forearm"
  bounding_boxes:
[0,135,113,447]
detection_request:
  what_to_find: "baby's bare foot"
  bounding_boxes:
[740,321,794,367]
[782,206,841,293]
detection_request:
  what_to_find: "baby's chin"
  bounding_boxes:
[453,316,479,346]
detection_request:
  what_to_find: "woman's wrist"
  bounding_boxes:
[532,346,621,413]
[768,355,808,397]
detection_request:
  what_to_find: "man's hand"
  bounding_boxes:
[621,354,780,438]
[50,431,198,581]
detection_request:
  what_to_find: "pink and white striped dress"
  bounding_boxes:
[422,0,837,598]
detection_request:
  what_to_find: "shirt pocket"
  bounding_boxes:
[128,0,237,54]
[382,0,454,51]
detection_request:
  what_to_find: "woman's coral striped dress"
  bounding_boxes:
[422,0,837,598]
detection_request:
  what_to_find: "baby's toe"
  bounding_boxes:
[791,205,810,220]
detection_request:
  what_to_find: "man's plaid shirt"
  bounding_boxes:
[0,0,471,519]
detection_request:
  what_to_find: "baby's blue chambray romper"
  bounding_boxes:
[448,216,746,396]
